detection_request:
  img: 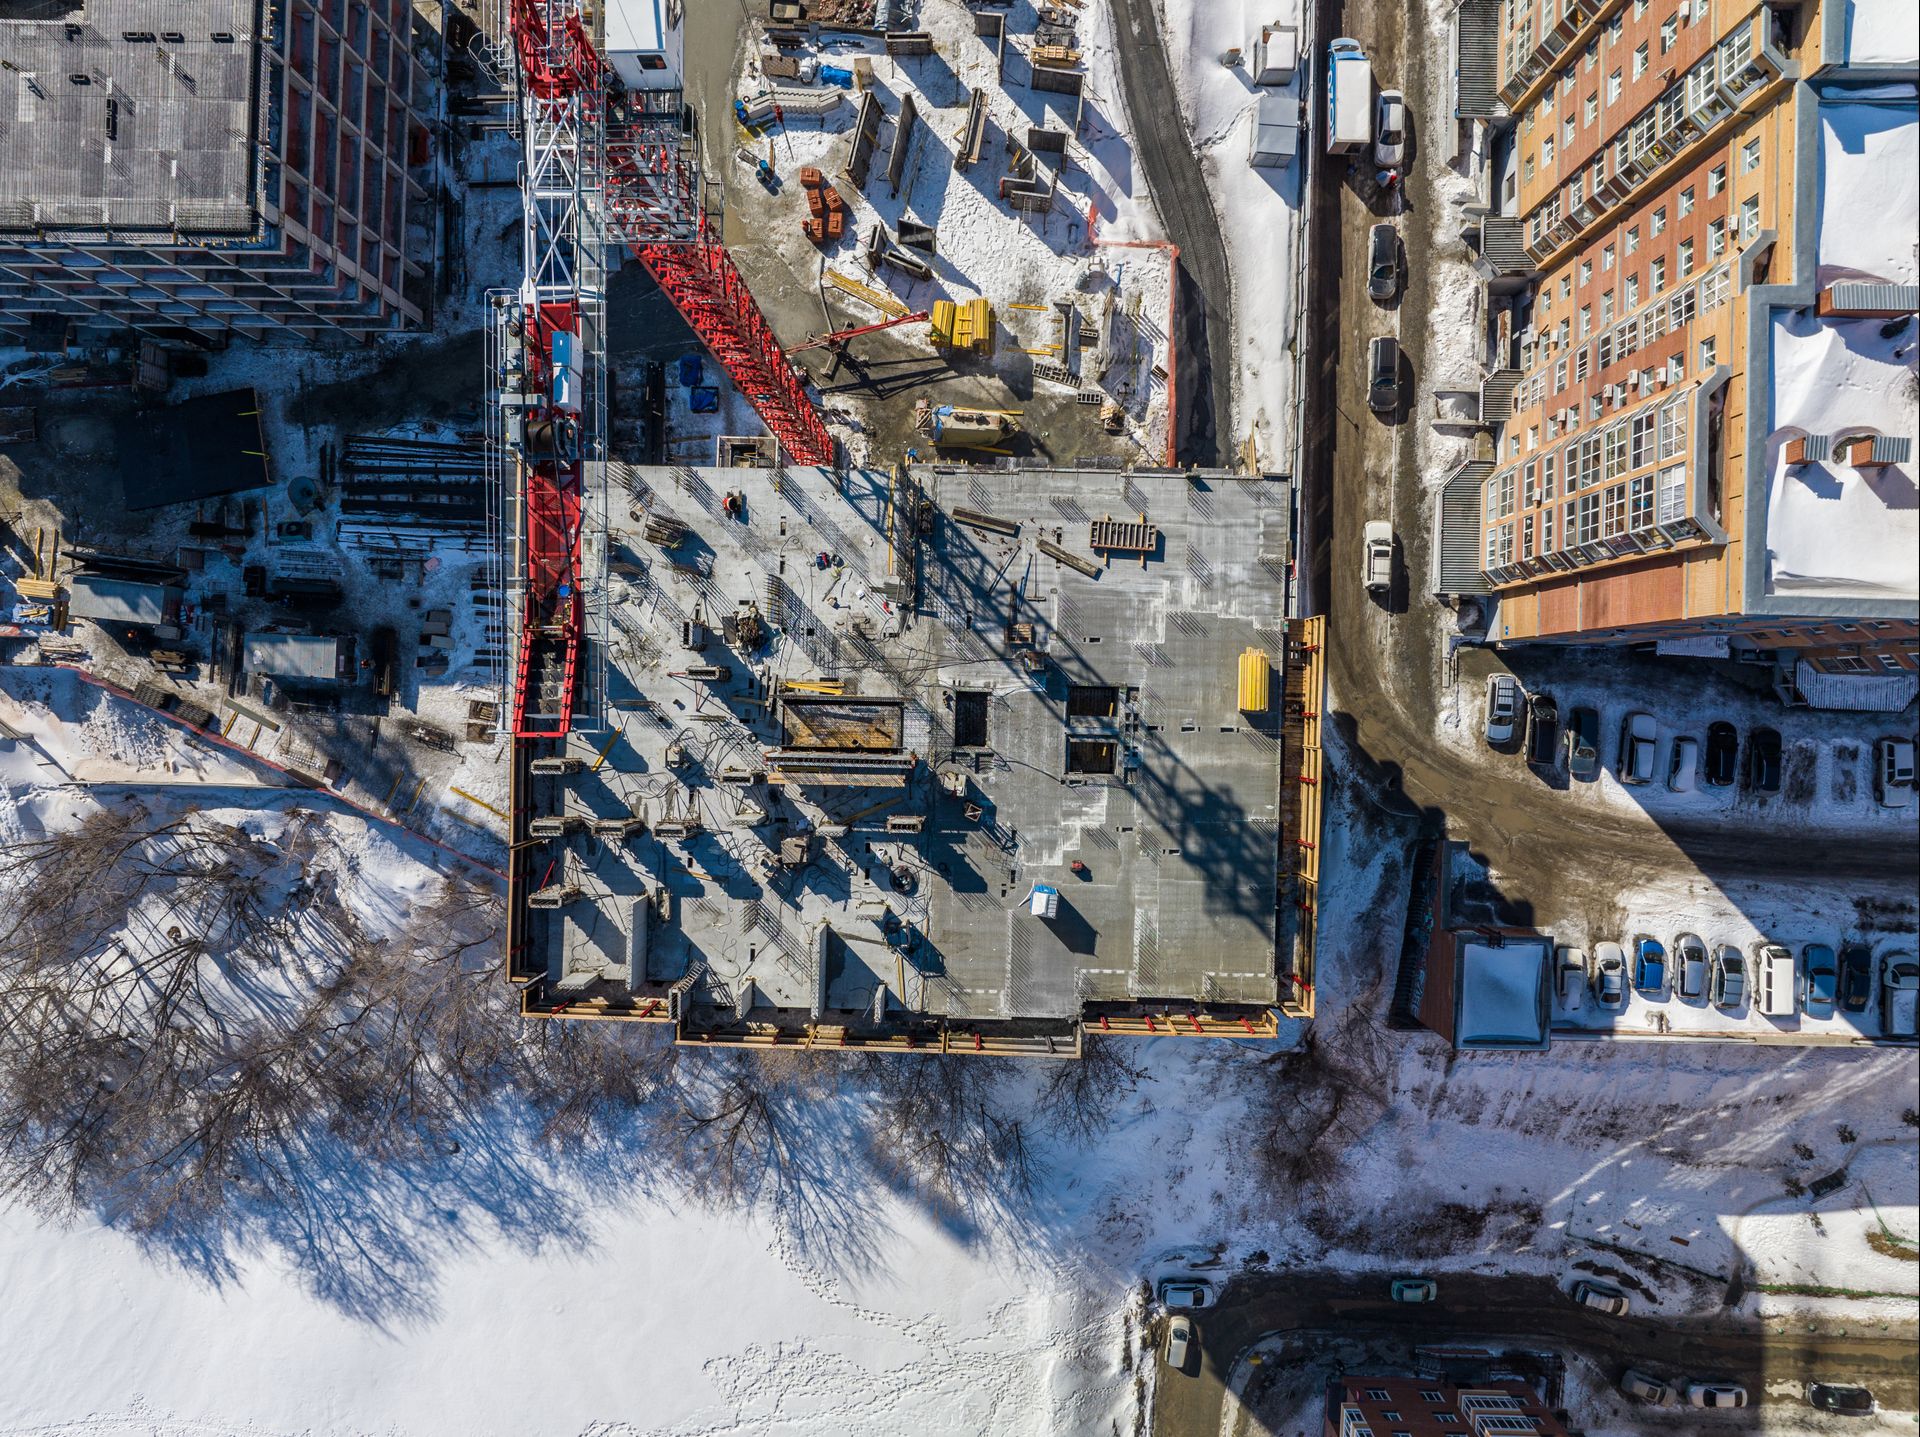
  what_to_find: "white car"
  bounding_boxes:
[1674,933,1709,1001]
[1165,1315,1195,1372]
[1618,711,1657,784]
[1363,521,1394,592]
[1485,674,1521,747]
[1619,1369,1673,1405]
[1876,736,1915,808]
[1374,89,1406,168]
[1158,1279,1212,1309]
[1572,1279,1630,1315]
[1555,945,1586,1012]
[1684,1381,1748,1409]
[1591,942,1626,1009]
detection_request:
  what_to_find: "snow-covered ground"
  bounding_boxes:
[1,701,1915,1436]
[1154,0,1307,468]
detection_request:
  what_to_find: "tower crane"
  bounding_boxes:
[484,0,834,743]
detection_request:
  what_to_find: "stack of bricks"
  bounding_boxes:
[799,168,845,245]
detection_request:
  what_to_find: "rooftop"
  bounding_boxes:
[1761,96,1919,603]
[511,463,1296,1041]
[0,0,264,237]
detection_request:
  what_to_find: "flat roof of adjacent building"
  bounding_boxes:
[1761,97,1919,604]
[0,0,264,237]
[65,572,180,626]
[513,463,1296,1033]
[244,632,340,680]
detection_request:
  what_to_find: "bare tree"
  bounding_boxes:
[1037,1036,1148,1141]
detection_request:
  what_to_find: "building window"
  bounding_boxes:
[1634,42,1649,79]
[1543,135,1555,168]
[1575,344,1590,381]
[1607,68,1623,103]
[1740,195,1761,240]
[1579,304,1592,337]
[1603,483,1627,536]
[1708,217,1727,256]
[1565,116,1577,148]
[1626,225,1641,254]
[1742,136,1761,172]
[1602,242,1616,271]
[1574,433,1603,489]
[1699,266,1730,309]
[1631,409,1657,466]
[1541,452,1558,500]
[1708,162,1727,196]
[1629,472,1654,528]
[1554,357,1569,393]
[1651,206,1667,237]
[1625,272,1641,307]
[1650,256,1667,293]
[1366,1390,1391,1402]
[1605,421,1628,479]
[1542,503,1557,550]
[1601,290,1616,324]
[1575,492,1602,544]
[1677,237,1695,277]
[1699,336,1716,369]
[1584,93,1598,127]
[1580,259,1593,288]
[1660,397,1688,459]
[1661,13,1678,51]
[1679,185,1695,216]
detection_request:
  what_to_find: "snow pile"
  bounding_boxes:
[0,669,269,792]
[1815,99,1920,289]
[1844,0,1920,68]
[1763,311,1919,600]
[1154,0,1306,465]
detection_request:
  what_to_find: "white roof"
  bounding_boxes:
[604,0,667,52]
[1455,939,1550,1048]
[245,633,340,680]
[1815,100,1918,289]
[64,574,178,626]
[1844,0,1920,67]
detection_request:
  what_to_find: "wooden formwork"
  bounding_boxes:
[1280,614,1325,1017]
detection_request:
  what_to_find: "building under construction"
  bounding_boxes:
[502,461,1318,1055]
[0,0,433,341]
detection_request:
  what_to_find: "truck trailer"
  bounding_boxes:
[1326,39,1374,155]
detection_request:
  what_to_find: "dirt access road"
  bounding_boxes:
[1296,0,1917,933]
[1152,1270,1920,1436]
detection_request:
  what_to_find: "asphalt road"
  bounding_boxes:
[1297,0,1919,935]
[1154,1271,1920,1436]
[1104,0,1236,467]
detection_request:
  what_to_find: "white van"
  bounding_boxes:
[1756,944,1798,1018]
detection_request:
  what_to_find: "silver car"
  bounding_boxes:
[1485,673,1521,747]
[1674,933,1709,1002]
[1712,946,1747,1009]
[1591,942,1627,1009]
[1374,89,1406,167]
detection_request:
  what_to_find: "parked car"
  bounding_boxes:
[1684,1381,1748,1409]
[1666,735,1699,793]
[1565,705,1600,782]
[1592,942,1627,1009]
[1389,1277,1437,1302]
[1875,736,1916,808]
[1367,334,1401,413]
[1807,1382,1877,1416]
[1711,946,1747,1009]
[1704,721,1738,786]
[1882,952,1920,1039]
[1618,711,1658,784]
[1165,1315,1195,1371]
[1368,222,1400,300]
[1619,1369,1673,1405]
[1756,943,1798,1018]
[1526,693,1561,769]
[1485,673,1521,747]
[1633,936,1668,998]
[1674,934,1708,1002]
[1803,944,1838,1021]
[1839,943,1874,1014]
[1571,1279,1629,1315]
[1556,946,1587,1012]
[1374,89,1407,167]
[1363,521,1394,593]
[1158,1279,1212,1309]
[1745,725,1782,793]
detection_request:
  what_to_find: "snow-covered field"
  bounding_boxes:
[1,693,1914,1436]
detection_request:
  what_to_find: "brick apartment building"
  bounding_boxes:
[0,0,434,341]
[1324,1376,1572,1437]
[1439,0,1919,701]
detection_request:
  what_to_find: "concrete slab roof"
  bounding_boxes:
[514,463,1296,1032]
[0,0,264,236]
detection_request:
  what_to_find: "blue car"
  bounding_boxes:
[1803,944,1838,1020]
[1634,937,1668,998]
